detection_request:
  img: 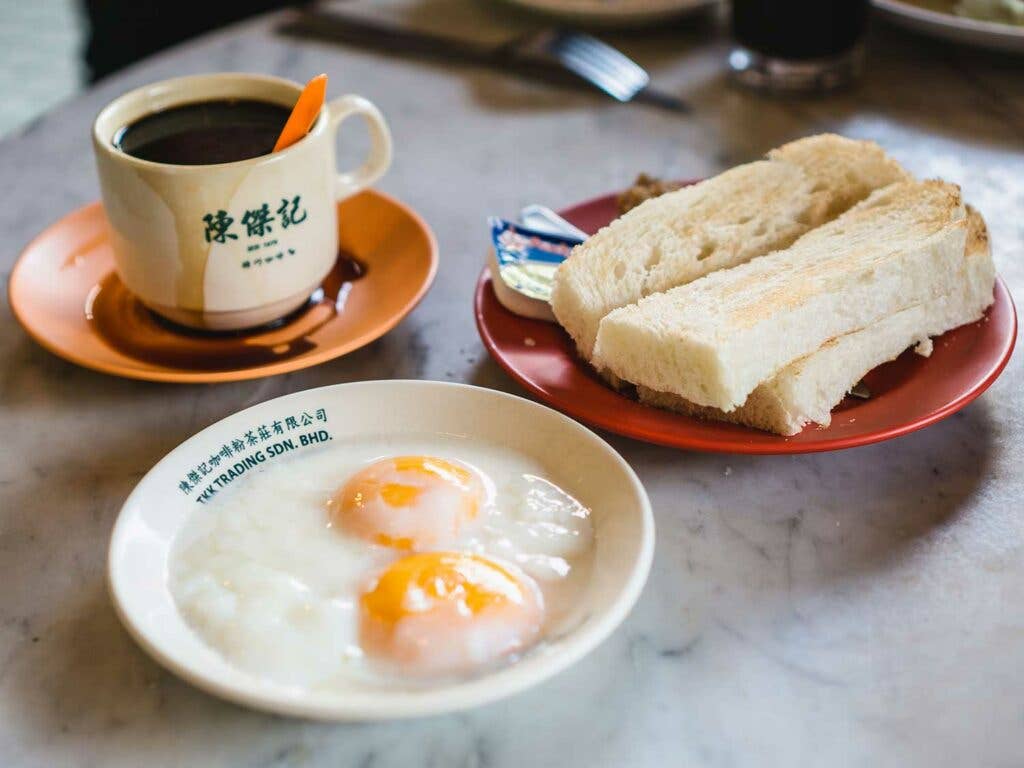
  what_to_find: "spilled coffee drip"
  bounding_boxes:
[87,252,368,370]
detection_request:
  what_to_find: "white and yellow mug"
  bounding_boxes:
[92,73,392,331]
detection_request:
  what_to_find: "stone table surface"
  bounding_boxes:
[1,2,1023,766]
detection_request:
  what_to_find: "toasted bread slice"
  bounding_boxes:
[592,180,969,412]
[636,207,995,435]
[550,134,910,360]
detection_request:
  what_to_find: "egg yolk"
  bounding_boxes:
[360,552,544,675]
[331,456,485,551]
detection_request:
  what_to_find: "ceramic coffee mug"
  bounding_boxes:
[92,73,392,330]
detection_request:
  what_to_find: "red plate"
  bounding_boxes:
[474,191,1018,454]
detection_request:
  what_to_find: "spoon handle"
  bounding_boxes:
[273,73,328,153]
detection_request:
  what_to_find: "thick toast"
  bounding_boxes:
[636,207,995,434]
[592,181,969,411]
[550,134,910,361]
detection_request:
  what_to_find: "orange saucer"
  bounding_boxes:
[9,190,437,383]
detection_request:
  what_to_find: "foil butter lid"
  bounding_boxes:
[489,217,583,303]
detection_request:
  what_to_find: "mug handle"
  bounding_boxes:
[327,95,393,201]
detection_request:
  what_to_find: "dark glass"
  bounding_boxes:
[732,0,869,60]
[113,99,291,165]
[729,0,868,92]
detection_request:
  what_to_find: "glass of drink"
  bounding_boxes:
[729,0,869,94]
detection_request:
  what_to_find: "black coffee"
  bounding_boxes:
[113,99,291,165]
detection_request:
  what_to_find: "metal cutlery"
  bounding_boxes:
[277,9,689,113]
[507,28,650,103]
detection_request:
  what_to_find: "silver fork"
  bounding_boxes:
[281,11,689,112]
[510,28,651,103]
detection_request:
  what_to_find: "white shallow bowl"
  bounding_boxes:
[108,380,654,721]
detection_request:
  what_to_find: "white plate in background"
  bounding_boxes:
[108,380,654,720]
[873,0,1024,53]
[501,0,718,26]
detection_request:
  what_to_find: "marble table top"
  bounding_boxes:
[1,2,1022,766]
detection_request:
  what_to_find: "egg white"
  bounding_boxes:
[169,434,594,690]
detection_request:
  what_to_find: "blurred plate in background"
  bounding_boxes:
[873,0,1024,53]
[500,0,718,26]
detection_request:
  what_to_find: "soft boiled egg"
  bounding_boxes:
[329,456,487,551]
[170,438,593,690]
[359,551,544,676]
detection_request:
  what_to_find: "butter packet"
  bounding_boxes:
[487,217,583,321]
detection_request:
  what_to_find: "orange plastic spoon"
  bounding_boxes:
[273,74,328,152]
